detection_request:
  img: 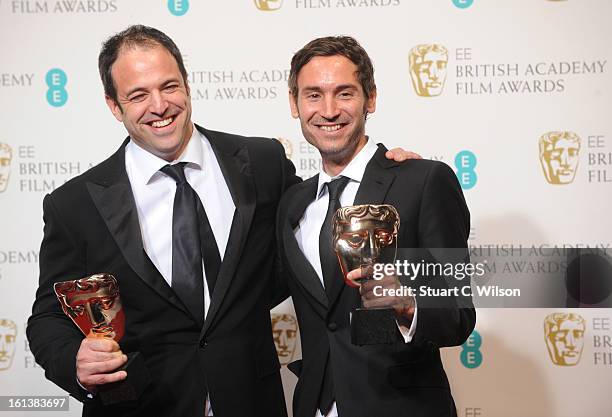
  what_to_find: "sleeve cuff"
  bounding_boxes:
[76,377,95,399]
[397,299,418,343]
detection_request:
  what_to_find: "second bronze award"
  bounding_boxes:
[333,204,401,345]
[54,273,150,405]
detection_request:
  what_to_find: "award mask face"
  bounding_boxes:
[54,274,124,341]
[409,44,449,97]
[333,204,400,286]
[0,143,12,193]
[544,313,585,366]
[271,313,298,365]
[0,319,17,371]
[539,131,581,185]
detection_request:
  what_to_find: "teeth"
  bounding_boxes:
[151,117,173,128]
[319,124,342,132]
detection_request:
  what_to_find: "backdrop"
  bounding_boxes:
[1,0,611,416]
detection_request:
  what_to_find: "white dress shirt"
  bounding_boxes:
[293,138,418,417]
[125,125,234,416]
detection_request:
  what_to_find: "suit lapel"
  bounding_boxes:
[197,126,256,336]
[283,177,329,316]
[86,140,190,317]
[353,144,398,206]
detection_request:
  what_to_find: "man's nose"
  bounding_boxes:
[321,96,340,119]
[149,90,169,115]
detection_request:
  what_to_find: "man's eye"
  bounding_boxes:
[130,94,146,103]
[164,85,178,93]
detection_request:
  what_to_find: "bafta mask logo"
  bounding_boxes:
[0,143,12,193]
[271,313,298,365]
[539,131,581,185]
[544,313,585,366]
[254,0,283,11]
[409,44,449,97]
[275,137,294,160]
[54,274,125,341]
[333,204,400,287]
[0,319,17,371]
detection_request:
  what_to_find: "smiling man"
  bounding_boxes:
[26,25,299,417]
[26,26,417,417]
[276,36,475,417]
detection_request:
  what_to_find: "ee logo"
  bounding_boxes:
[455,150,477,190]
[46,69,68,107]
[168,0,189,16]
[461,330,483,369]
[452,0,474,9]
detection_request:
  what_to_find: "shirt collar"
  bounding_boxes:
[126,123,204,184]
[316,137,378,199]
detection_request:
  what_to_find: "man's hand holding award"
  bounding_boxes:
[333,204,415,345]
[54,273,150,405]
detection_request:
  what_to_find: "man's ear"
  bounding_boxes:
[105,95,123,122]
[289,90,299,119]
[366,89,377,115]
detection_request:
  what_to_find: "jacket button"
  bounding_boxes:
[327,322,338,331]
[200,340,207,348]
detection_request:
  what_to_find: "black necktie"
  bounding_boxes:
[161,163,221,326]
[317,175,349,415]
[319,176,350,297]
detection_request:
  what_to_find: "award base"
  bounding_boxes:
[351,308,399,346]
[99,352,151,406]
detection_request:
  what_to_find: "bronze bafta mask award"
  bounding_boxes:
[54,273,149,405]
[333,204,400,345]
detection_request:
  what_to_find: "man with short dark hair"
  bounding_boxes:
[26,26,414,417]
[27,25,297,417]
[277,36,475,417]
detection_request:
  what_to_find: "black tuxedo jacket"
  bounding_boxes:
[27,125,300,417]
[276,144,476,417]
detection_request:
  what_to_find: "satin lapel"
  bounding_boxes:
[86,141,189,317]
[327,144,398,310]
[353,144,398,206]
[282,177,328,317]
[199,127,256,336]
